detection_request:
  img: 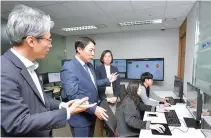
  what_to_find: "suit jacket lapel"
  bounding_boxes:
[73,57,91,79]
[35,70,50,108]
[73,57,96,89]
[102,65,107,78]
[20,69,46,106]
[4,50,46,107]
[88,64,98,90]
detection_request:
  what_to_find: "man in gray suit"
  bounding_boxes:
[1,4,95,137]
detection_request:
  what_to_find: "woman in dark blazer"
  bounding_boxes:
[95,50,120,113]
[116,81,165,137]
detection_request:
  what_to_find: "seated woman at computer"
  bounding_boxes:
[138,72,169,107]
[116,81,166,137]
[191,101,211,116]
[202,110,211,116]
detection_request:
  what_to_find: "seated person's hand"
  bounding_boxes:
[190,100,197,108]
[164,107,170,112]
[156,106,170,112]
[164,102,171,107]
[106,97,117,104]
[150,124,165,133]
[94,106,109,121]
[160,98,168,103]
[202,111,211,116]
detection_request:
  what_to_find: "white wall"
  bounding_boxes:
[183,2,198,96]
[66,29,179,91]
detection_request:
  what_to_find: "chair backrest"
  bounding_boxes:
[99,100,117,133]
[119,84,126,101]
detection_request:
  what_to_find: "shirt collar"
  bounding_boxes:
[104,64,110,68]
[75,55,86,66]
[10,48,39,71]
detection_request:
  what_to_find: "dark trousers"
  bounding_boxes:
[70,124,95,137]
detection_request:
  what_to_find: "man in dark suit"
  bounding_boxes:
[1,4,95,137]
[60,37,118,137]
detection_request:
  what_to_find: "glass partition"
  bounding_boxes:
[194,1,211,137]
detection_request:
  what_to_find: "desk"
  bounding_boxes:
[44,86,62,101]
[44,86,61,93]
[139,91,206,138]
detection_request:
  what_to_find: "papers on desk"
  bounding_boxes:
[144,111,167,124]
[44,86,61,93]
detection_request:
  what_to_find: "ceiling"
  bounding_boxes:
[1,1,196,36]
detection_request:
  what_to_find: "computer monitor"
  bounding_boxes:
[93,59,101,68]
[126,58,164,81]
[39,73,49,85]
[93,59,127,73]
[112,59,126,73]
[48,72,61,83]
[184,82,203,129]
[119,73,126,79]
[174,76,183,99]
[61,59,71,66]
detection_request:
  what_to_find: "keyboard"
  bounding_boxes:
[165,110,181,127]
[166,97,176,105]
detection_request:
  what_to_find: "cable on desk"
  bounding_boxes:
[170,119,189,133]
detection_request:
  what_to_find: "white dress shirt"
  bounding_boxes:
[104,64,111,78]
[11,48,45,103]
[104,65,112,86]
[11,48,70,120]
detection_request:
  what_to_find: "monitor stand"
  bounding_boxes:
[184,117,201,129]
[174,98,185,104]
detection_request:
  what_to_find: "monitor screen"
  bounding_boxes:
[174,76,183,98]
[94,59,127,73]
[112,59,126,73]
[186,82,202,121]
[203,92,211,110]
[127,58,164,81]
[89,60,94,65]
[48,72,61,83]
[119,73,126,78]
[94,59,101,68]
[61,59,71,66]
[38,73,49,85]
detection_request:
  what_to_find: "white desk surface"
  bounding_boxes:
[139,90,206,138]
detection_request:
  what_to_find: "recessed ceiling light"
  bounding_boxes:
[60,25,98,32]
[118,19,163,27]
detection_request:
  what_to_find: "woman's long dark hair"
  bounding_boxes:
[124,81,141,111]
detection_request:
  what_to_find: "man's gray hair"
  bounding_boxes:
[6,4,54,46]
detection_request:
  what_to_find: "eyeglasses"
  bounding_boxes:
[22,36,52,43]
[37,37,52,43]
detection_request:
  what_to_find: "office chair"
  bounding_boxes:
[52,92,62,101]
[99,100,118,137]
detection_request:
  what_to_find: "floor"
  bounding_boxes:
[53,120,105,137]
